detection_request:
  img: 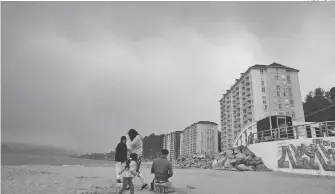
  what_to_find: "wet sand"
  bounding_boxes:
[1,165,335,194]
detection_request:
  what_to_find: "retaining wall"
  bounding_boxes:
[248,137,335,177]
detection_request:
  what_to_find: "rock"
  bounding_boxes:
[235,158,243,166]
[235,153,246,160]
[236,164,254,171]
[225,166,238,171]
[241,147,255,157]
[256,164,271,172]
[211,160,218,168]
[247,165,255,170]
[218,156,227,166]
[224,158,237,167]
[247,159,263,167]
[237,145,245,150]
[233,148,241,154]
[213,166,226,170]
[224,149,234,157]
[244,155,253,163]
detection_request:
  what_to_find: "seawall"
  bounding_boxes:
[248,137,335,177]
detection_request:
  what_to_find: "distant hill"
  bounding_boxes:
[1,142,80,157]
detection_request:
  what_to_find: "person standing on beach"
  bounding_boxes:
[127,129,148,190]
[115,136,128,183]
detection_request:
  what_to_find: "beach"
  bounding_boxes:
[2,162,335,194]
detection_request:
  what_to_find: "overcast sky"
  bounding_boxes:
[2,2,335,152]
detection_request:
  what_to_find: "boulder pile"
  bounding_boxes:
[211,145,271,172]
[174,157,212,169]
[174,145,271,172]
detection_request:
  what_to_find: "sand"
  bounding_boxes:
[1,164,335,194]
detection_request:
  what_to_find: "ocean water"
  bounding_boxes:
[1,152,115,166]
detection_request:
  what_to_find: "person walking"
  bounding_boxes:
[117,153,138,194]
[127,129,148,190]
[115,136,128,183]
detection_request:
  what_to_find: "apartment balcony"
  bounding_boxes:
[245,81,251,87]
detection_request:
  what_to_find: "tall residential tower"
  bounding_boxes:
[163,131,182,161]
[219,63,305,149]
[181,121,219,157]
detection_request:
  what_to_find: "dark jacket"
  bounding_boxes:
[115,136,128,163]
[151,156,173,181]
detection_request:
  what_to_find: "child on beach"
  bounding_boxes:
[117,153,139,194]
[115,136,128,183]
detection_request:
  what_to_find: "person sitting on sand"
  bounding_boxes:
[127,129,148,190]
[117,153,139,194]
[115,136,128,183]
[150,149,174,191]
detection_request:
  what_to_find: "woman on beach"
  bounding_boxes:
[115,136,128,183]
[127,129,148,190]
[117,153,138,194]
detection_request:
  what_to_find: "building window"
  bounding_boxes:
[282,75,286,80]
[287,75,291,82]
[264,105,267,111]
[263,100,267,105]
[286,112,290,116]
[283,92,287,97]
[275,73,279,80]
[290,100,294,105]
[260,69,264,74]
[262,87,266,92]
[285,99,290,104]
[261,80,265,85]
[277,91,281,97]
[276,85,280,90]
[278,104,282,110]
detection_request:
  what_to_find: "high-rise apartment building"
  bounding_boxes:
[219,63,305,149]
[180,132,184,157]
[163,131,182,161]
[181,121,219,157]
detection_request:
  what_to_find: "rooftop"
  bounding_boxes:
[219,62,299,102]
[184,121,218,129]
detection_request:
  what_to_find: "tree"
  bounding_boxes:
[303,87,335,122]
[303,87,332,116]
[330,87,335,101]
[143,133,164,159]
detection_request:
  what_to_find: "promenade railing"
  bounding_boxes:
[247,121,335,145]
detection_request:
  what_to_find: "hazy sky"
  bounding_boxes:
[2,2,335,152]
